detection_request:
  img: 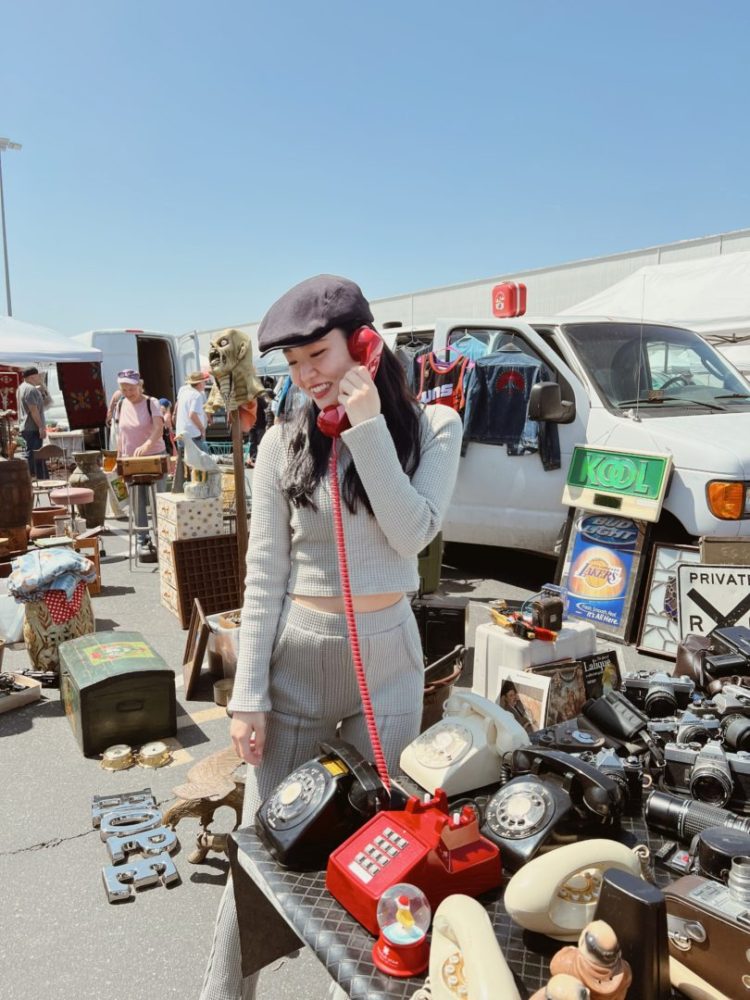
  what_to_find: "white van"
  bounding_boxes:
[429,316,750,554]
[72,329,201,406]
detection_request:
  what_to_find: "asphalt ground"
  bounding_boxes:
[0,523,659,1000]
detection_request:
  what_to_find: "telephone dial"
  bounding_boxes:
[317,325,383,437]
[255,740,390,870]
[326,788,501,935]
[480,747,624,870]
[399,690,529,796]
[422,894,521,1000]
[504,838,648,940]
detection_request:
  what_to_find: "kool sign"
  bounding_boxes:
[562,446,672,523]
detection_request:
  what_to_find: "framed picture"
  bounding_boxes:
[182,599,211,700]
[556,510,650,643]
[637,544,701,658]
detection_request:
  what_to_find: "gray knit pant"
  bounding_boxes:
[199,597,424,1000]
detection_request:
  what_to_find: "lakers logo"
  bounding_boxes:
[569,546,626,600]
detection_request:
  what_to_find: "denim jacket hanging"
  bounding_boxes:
[460,350,561,470]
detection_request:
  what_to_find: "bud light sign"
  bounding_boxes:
[560,513,648,641]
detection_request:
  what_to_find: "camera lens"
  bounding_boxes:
[723,715,750,752]
[644,679,677,719]
[677,723,710,745]
[689,745,734,807]
[728,856,750,903]
[645,789,750,841]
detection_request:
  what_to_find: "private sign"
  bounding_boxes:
[677,564,750,639]
[562,446,672,523]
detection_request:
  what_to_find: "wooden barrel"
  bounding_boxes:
[0,459,33,529]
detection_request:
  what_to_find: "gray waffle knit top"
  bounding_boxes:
[228,404,462,714]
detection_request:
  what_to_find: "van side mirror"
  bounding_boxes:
[528,382,575,423]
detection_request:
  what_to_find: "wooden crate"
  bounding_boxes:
[73,536,101,596]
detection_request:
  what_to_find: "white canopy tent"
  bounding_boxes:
[0,317,102,365]
[562,252,750,374]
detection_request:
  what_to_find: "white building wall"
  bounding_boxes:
[198,228,750,355]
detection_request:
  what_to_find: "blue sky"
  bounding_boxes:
[3,1,749,335]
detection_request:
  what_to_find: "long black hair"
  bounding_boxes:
[281,330,422,514]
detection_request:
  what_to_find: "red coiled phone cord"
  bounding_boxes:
[329,439,391,795]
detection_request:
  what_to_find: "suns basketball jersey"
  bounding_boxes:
[418,353,469,411]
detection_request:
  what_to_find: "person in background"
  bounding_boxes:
[244,377,276,467]
[105,387,123,449]
[159,398,175,455]
[199,274,462,1000]
[172,371,209,492]
[114,369,167,562]
[17,366,49,478]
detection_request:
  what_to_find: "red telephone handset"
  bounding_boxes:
[317,326,384,437]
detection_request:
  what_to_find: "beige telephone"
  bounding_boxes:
[423,893,521,1000]
[399,690,529,796]
[504,839,648,941]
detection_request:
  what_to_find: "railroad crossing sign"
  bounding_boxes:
[677,564,750,638]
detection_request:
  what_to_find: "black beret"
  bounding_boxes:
[257,274,374,354]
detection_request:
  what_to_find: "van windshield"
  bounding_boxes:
[562,322,750,412]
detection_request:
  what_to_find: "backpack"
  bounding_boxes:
[115,395,154,423]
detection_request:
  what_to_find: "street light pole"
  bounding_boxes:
[0,138,22,317]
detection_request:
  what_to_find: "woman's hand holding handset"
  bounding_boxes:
[337,365,381,426]
[230,711,266,765]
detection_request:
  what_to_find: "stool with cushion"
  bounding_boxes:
[49,486,95,535]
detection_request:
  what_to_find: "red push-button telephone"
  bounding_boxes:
[326,788,502,935]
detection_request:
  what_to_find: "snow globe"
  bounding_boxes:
[372,882,431,977]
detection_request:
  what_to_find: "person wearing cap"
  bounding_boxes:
[17,366,50,478]
[199,276,462,1000]
[172,371,209,492]
[115,369,167,561]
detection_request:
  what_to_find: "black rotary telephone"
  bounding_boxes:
[255,739,391,871]
[480,747,624,870]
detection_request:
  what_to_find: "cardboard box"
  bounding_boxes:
[156,494,223,541]
[0,673,42,714]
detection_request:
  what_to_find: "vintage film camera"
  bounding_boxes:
[580,747,646,811]
[621,671,694,719]
[664,856,750,999]
[662,740,750,814]
[676,627,750,693]
[648,709,722,748]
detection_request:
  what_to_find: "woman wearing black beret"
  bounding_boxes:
[200,275,462,1000]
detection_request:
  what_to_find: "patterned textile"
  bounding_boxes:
[8,548,96,602]
[23,588,95,671]
[57,362,108,429]
[0,366,20,413]
[42,580,87,624]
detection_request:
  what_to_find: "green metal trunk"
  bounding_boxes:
[59,631,176,756]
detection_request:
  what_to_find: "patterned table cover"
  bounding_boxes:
[231,804,690,1000]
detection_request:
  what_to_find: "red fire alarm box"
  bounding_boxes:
[491,281,527,317]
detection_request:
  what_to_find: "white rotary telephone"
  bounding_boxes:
[503,838,649,941]
[413,894,522,1000]
[399,690,529,796]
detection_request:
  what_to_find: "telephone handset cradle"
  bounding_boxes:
[255,739,389,870]
[326,788,501,935]
[400,689,529,796]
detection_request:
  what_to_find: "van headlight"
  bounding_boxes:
[706,481,750,519]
